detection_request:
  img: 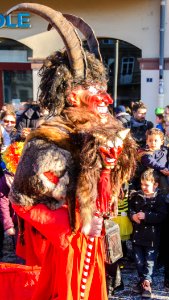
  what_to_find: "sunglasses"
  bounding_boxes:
[3,119,16,124]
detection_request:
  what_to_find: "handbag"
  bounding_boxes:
[103,219,123,264]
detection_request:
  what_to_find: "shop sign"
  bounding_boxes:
[0,13,31,29]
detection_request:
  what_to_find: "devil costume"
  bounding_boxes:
[0,3,137,300]
[10,120,136,300]
[10,126,108,300]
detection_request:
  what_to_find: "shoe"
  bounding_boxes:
[141,280,152,298]
[106,275,114,296]
[114,281,124,293]
[133,281,142,294]
[114,265,123,287]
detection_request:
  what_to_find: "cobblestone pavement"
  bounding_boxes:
[1,236,169,300]
[0,235,20,263]
[109,261,169,300]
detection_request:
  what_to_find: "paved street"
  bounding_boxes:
[1,236,169,300]
[108,239,169,300]
[109,261,169,300]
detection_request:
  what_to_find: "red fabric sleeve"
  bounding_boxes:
[12,203,72,249]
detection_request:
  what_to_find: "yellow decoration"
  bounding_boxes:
[2,142,25,174]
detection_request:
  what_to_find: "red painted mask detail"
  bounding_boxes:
[67,87,113,108]
[43,171,59,184]
[85,91,113,108]
[99,145,123,166]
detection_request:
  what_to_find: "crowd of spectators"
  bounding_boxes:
[0,100,47,259]
[111,101,169,298]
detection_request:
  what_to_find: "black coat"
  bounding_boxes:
[128,190,167,248]
[116,113,131,128]
[16,104,40,133]
[130,117,154,147]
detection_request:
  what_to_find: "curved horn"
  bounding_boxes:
[48,14,102,61]
[5,3,87,79]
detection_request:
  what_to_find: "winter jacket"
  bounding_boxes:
[116,113,131,128]
[140,146,168,171]
[159,196,169,265]
[128,190,167,248]
[0,174,15,231]
[156,123,165,133]
[16,104,40,134]
[131,146,169,191]
[130,117,154,147]
[0,125,20,153]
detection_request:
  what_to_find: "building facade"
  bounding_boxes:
[0,0,168,122]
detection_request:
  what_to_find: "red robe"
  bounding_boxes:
[0,263,41,300]
[13,203,108,300]
[16,221,47,266]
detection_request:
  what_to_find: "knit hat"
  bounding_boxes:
[115,105,126,115]
[155,107,164,115]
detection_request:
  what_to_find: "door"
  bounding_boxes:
[0,38,33,108]
[0,62,32,107]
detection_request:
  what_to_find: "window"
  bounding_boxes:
[120,57,135,84]
[19,89,29,100]
[102,39,114,45]
[0,38,33,104]
[3,70,33,102]
[16,71,28,81]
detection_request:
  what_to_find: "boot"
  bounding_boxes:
[113,264,124,292]
[106,275,114,296]
[141,280,152,298]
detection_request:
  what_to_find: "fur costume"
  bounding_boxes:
[10,122,78,230]
[10,112,137,229]
[76,127,137,227]
[3,3,137,300]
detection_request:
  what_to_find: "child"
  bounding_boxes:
[129,169,167,298]
[141,128,169,191]
[154,107,165,133]
[130,128,169,191]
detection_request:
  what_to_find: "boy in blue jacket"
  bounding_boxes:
[130,128,169,191]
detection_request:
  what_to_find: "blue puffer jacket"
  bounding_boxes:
[140,146,168,171]
[130,146,169,191]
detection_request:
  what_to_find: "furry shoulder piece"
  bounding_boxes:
[27,123,75,153]
[9,126,76,212]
